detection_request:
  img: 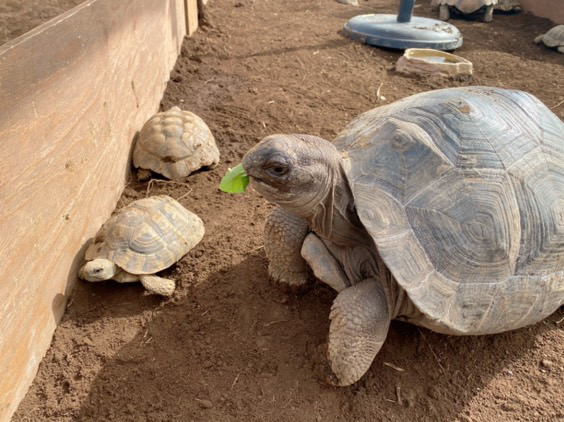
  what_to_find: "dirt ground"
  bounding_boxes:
[9,0,564,421]
[0,0,84,45]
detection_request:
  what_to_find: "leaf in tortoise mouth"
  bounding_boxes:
[219,163,249,194]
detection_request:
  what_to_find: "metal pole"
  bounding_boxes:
[397,0,415,23]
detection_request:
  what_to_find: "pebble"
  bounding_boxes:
[541,359,553,369]
[198,399,213,409]
[427,386,440,399]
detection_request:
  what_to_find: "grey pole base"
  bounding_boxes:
[343,14,463,50]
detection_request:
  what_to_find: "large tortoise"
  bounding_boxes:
[133,106,220,180]
[242,86,564,386]
[79,195,204,296]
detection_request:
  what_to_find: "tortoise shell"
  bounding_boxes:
[85,195,204,275]
[133,106,220,180]
[436,0,497,14]
[539,25,564,48]
[334,87,564,334]
[495,0,520,12]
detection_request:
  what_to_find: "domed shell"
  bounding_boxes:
[495,0,520,12]
[540,25,564,47]
[436,0,496,14]
[334,87,564,335]
[133,106,220,180]
[85,195,205,274]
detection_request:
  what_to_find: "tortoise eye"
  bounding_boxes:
[268,165,288,176]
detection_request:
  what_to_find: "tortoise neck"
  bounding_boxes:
[309,161,371,247]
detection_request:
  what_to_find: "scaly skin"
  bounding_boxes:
[327,280,390,386]
[244,134,392,385]
[264,207,309,290]
[140,275,176,297]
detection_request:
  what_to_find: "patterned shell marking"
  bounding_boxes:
[85,195,205,274]
[540,25,564,48]
[334,87,564,335]
[133,106,220,180]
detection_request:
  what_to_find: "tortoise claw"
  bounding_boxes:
[311,343,342,387]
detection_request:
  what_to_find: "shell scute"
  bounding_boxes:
[84,195,204,275]
[335,87,564,333]
[133,107,220,179]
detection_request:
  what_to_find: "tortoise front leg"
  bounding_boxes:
[483,4,494,22]
[264,206,309,289]
[301,233,349,293]
[325,280,390,386]
[139,275,176,297]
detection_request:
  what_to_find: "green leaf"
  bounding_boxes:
[219,163,250,194]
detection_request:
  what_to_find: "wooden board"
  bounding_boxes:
[186,0,199,35]
[520,0,564,24]
[0,0,189,419]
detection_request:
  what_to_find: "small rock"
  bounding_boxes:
[541,359,553,369]
[198,399,213,409]
[427,386,440,399]
[503,369,514,377]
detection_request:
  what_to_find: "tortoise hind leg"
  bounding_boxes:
[439,4,450,20]
[264,206,309,290]
[139,275,176,297]
[558,46,564,54]
[483,4,494,22]
[325,280,390,386]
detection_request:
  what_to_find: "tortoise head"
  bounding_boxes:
[242,134,342,217]
[79,258,119,282]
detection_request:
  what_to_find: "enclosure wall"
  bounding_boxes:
[0,0,193,420]
[520,0,564,24]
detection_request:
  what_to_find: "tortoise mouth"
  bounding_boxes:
[249,174,277,193]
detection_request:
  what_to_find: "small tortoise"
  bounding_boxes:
[79,195,204,296]
[133,106,220,180]
[535,25,564,54]
[494,0,521,12]
[434,0,498,22]
[242,87,564,386]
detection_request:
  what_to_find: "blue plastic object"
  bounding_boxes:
[343,0,463,51]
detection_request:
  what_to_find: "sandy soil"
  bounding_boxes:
[10,0,564,421]
[0,0,84,45]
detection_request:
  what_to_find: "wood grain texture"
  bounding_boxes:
[335,87,564,336]
[186,0,199,35]
[0,1,187,420]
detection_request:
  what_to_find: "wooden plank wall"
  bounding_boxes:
[520,0,564,24]
[0,0,195,419]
